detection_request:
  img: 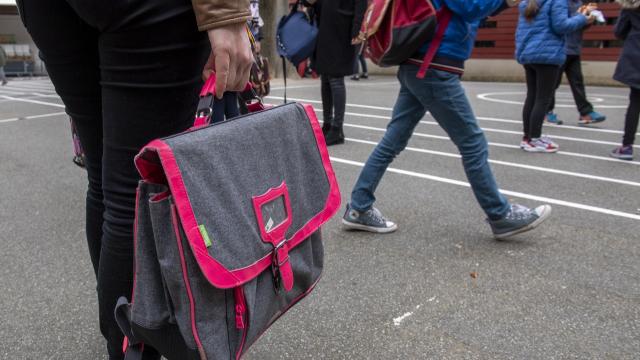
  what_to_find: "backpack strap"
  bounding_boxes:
[281,56,287,103]
[114,296,144,360]
[416,6,453,79]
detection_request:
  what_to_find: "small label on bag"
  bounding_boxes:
[199,225,213,248]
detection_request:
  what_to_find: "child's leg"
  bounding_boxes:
[623,87,640,146]
[565,55,593,116]
[522,65,536,139]
[529,64,559,139]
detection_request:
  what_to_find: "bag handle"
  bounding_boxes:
[416,6,453,79]
[193,73,263,128]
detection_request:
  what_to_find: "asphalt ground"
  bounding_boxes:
[0,76,638,359]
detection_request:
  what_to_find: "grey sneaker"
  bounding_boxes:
[342,203,398,233]
[489,204,552,240]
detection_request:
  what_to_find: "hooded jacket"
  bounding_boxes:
[412,0,510,74]
[515,0,587,65]
[613,0,640,88]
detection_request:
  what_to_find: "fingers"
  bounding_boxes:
[207,23,254,98]
[214,51,230,99]
[202,54,215,81]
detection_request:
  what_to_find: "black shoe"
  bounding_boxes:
[361,73,368,79]
[322,121,332,136]
[350,75,360,81]
[324,126,344,146]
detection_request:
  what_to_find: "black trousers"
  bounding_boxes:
[17,0,209,358]
[523,64,560,139]
[549,55,593,116]
[321,74,346,128]
[623,87,640,146]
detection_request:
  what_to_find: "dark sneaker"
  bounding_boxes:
[545,112,563,125]
[489,204,552,240]
[361,73,369,79]
[342,203,398,233]
[610,145,633,160]
[350,75,360,81]
[578,111,606,125]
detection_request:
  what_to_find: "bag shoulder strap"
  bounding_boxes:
[416,6,453,79]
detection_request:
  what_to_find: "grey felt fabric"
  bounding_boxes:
[126,103,329,359]
[164,103,330,270]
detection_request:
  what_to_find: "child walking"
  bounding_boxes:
[545,0,606,126]
[515,0,593,153]
[342,0,553,240]
[611,0,640,160]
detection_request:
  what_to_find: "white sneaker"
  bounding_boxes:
[540,135,559,150]
[522,138,558,153]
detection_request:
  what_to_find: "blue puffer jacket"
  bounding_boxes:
[418,0,506,61]
[515,0,587,65]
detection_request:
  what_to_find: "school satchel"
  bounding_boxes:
[115,75,341,360]
[358,0,452,78]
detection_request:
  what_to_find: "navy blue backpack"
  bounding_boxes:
[276,1,318,67]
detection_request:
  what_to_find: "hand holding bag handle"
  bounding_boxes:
[193,74,264,128]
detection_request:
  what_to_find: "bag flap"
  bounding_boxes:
[135,103,340,289]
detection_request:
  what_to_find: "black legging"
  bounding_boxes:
[523,64,560,139]
[321,74,346,128]
[623,87,640,146]
[17,0,208,358]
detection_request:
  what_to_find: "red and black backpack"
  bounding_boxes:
[359,0,452,78]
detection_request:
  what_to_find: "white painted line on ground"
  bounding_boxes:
[0,95,65,108]
[267,96,393,111]
[393,312,414,326]
[0,111,67,124]
[267,102,640,165]
[3,82,56,90]
[477,92,628,109]
[325,115,640,166]
[333,108,637,148]
[0,89,28,96]
[346,138,640,187]
[271,80,400,91]
[330,157,640,221]
[268,95,638,137]
[478,116,635,137]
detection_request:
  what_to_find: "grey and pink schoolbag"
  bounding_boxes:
[115,76,340,359]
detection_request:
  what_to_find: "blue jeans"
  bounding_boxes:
[350,64,510,220]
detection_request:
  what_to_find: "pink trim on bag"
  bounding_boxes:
[134,103,341,289]
[171,204,206,358]
[123,185,144,355]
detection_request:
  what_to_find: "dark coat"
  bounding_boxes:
[308,0,367,76]
[613,7,640,89]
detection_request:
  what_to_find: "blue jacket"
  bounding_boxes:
[418,0,506,62]
[515,0,587,65]
[565,0,586,56]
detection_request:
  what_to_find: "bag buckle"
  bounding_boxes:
[271,240,287,293]
[195,94,214,123]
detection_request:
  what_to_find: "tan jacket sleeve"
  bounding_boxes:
[191,0,251,31]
